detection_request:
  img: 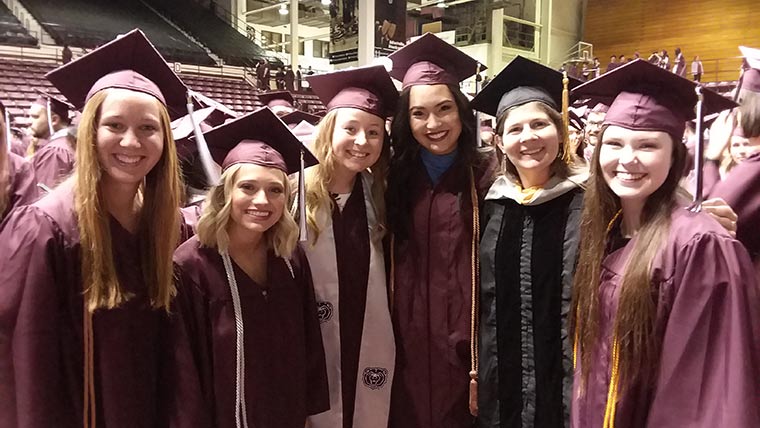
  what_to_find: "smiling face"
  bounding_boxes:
[96,89,165,193]
[330,107,385,175]
[227,164,287,240]
[497,102,560,185]
[408,84,462,155]
[599,125,673,207]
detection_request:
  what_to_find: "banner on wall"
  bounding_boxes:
[374,0,407,57]
[329,0,359,64]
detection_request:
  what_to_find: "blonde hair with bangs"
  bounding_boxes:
[304,109,389,243]
[196,163,299,258]
[75,89,182,312]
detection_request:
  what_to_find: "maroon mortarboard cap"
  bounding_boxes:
[172,106,235,159]
[257,91,295,109]
[281,110,321,126]
[290,120,316,145]
[45,29,188,120]
[307,65,399,118]
[33,89,74,119]
[388,33,485,89]
[201,107,318,174]
[573,59,737,142]
[471,56,582,117]
[190,91,239,119]
[569,110,584,131]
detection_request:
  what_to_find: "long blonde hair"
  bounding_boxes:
[196,163,299,258]
[304,109,389,243]
[75,89,182,312]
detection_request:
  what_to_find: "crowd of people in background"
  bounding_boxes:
[559,46,706,83]
[2,28,760,428]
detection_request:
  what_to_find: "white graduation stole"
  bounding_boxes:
[304,172,395,428]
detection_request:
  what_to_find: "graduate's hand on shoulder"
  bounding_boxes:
[702,197,738,238]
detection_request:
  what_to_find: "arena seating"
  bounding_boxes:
[19,0,215,65]
[0,2,37,47]
[144,0,268,67]
[0,58,58,121]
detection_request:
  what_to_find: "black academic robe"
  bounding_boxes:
[478,174,586,428]
[2,152,38,220]
[171,237,329,428]
[571,207,760,428]
[0,184,174,428]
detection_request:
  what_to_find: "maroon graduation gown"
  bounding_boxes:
[31,135,75,189]
[0,185,175,428]
[389,155,496,428]
[172,237,329,428]
[571,208,760,428]
[2,152,39,220]
[708,150,760,259]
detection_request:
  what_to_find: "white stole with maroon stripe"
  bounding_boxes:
[304,172,395,428]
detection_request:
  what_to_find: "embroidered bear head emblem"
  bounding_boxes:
[362,367,388,390]
[317,301,333,323]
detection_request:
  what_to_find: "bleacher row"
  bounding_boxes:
[1,0,272,68]
[0,57,325,125]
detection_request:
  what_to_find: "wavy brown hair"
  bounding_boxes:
[304,109,390,243]
[75,89,182,312]
[387,84,486,242]
[570,125,686,391]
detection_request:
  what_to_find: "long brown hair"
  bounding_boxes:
[570,125,687,390]
[304,109,390,243]
[75,89,182,312]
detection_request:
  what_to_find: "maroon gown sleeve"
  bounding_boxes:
[0,206,68,427]
[31,145,74,189]
[296,248,330,415]
[708,154,760,257]
[645,232,760,427]
[168,254,215,427]
[4,153,39,219]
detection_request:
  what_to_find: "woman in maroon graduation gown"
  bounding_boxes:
[384,33,497,428]
[302,65,398,428]
[0,100,38,220]
[171,107,328,428]
[0,29,187,427]
[571,60,760,428]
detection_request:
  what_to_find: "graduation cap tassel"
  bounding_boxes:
[45,99,54,138]
[561,71,571,164]
[689,86,706,213]
[4,108,11,151]
[474,63,483,147]
[187,92,221,185]
[733,68,745,103]
[298,149,308,243]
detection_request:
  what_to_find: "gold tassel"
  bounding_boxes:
[561,71,571,164]
[468,168,480,417]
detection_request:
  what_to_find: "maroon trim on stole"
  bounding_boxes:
[332,178,371,427]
